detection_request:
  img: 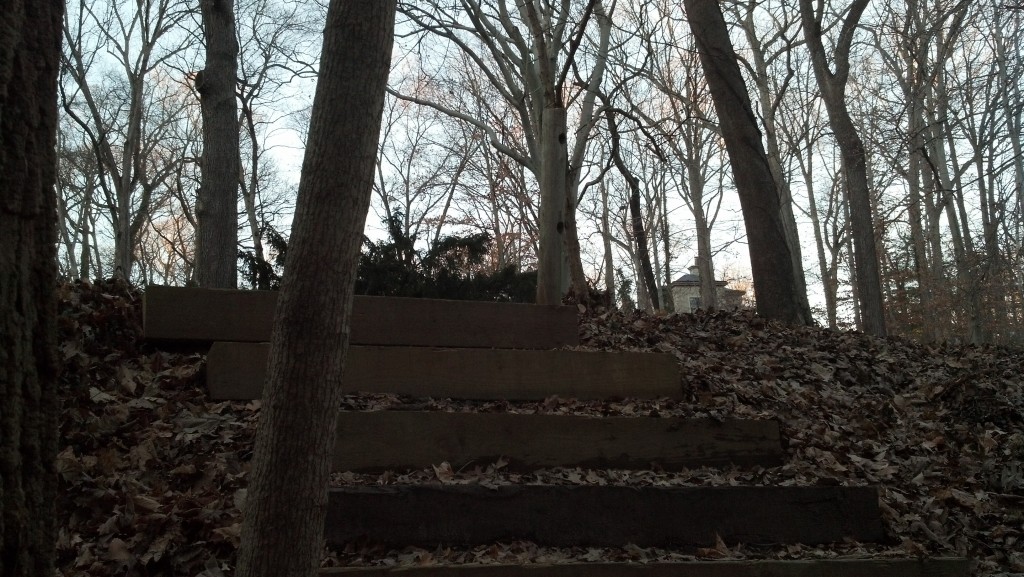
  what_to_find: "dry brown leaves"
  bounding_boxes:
[55,284,1023,576]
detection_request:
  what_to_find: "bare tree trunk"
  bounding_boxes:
[606,110,660,310]
[688,159,719,311]
[993,7,1024,240]
[566,0,613,305]
[0,2,63,576]
[79,193,93,279]
[800,0,886,337]
[906,109,937,340]
[683,0,809,325]
[696,217,717,312]
[926,82,986,343]
[661,174,672,286]
[795,142,837,327]
[196,0,241,288]
[234,2,395,577]
[536,107,567,304]
[739,10,813,322]
[601,181,616,307]
[240,99,267,278]
[839,184,861,330]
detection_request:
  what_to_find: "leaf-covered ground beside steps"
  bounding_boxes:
[55,280,1023,576]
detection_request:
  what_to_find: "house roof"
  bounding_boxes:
[671,274,728,287]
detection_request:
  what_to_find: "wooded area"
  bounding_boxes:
[3,0,1021,576]
[54,0,1024,343]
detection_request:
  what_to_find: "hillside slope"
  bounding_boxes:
[55,281,1022,576]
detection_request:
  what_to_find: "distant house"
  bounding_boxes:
[670,263,745,313]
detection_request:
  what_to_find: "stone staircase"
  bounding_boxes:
[144,285,970,577]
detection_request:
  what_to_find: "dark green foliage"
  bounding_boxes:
[356,212,536,302]
[238,222,288,290]
[615,266,635,311]
[237,213,536,301]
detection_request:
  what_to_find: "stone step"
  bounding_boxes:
[207,344,681,400]
[331,411,783,471]
[325,485,886,548]
[320,559,971,577]
[143,285,578,349]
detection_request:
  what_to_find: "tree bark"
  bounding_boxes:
[739,10,813,322]
[798,144,838,328]
[196,0,241,288]
[234,2,395,577]
[688,158,719,311]
[0,2,63,576]
[683,0,809,325]
[800,0,887,337]
[600,181,617,306]
[606,110,660,310]
[536,107,567,304]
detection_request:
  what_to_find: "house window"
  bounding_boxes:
[689,296,701,312]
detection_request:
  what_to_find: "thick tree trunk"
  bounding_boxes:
[536,108,569,307]
[683,0,809,325]
[234,3,395,577]
[536,107,567,304]
[0,2,63,576]
[196,0,241,288]
[563,180,589,302]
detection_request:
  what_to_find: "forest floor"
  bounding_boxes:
[56,280,1023,576]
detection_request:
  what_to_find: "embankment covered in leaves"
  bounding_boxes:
[56,281,1023,576]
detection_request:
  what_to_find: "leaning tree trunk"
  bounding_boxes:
[0,2,64,576]
[234,2,396,577]
[606,109,660,310]
[741,15,813,322]
[683,0,809,325]
[800,0,887,337]
[196,0,241,288]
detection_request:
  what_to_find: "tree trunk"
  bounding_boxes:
[687,158,718,311]
[740,13,813,322]
[0,2,63,576]
[234,3,395,577]
[240,99,268,285]
[601,181,616,307]
[926,90,986,343]
[536,107,568,304]
[800,0,886,337]
[606,109,660,310]
[565,0,613,304]
[683,0,809,325]
[196,0,241,288]
[696,215,717,312]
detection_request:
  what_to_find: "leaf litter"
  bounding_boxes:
[56,280,1023,575]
